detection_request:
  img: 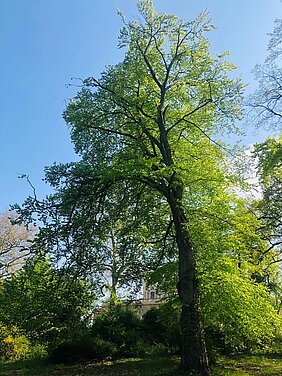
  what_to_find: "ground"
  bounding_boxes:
[0,354,281,375]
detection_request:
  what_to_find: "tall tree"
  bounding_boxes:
[64,2,243,372]
[15,1,244,373]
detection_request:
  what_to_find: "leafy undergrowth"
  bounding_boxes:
[0,354,281,375]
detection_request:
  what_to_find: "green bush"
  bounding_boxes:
[0,257,95,347]
[50,336,116,364]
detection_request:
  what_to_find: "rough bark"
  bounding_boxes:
[167,186,210,375]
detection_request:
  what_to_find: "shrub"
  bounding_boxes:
[0,323,31,361]
[50,336,116,364]
[142,303,180,352]
[92,304,143,358]
[142,308,165,344]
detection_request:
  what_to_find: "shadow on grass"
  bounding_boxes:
[0,358,54,376]
[0,356,181,376]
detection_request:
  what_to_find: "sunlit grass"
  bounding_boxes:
[213,354,282,376]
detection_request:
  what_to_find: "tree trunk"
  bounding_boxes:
[180,280,210,375]
[167,187,210,375]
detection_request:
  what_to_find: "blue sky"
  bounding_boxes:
[0,0,281,212]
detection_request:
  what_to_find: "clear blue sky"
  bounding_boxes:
[0,0,281,211]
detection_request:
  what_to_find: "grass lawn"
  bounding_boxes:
[0,354,281,375]
[214,354,282,376]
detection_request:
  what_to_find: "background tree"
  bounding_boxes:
[0,211,34,278]
[249,18,282,129]
[254,136,282,257]
[248,11,282,315]
[15,174,174,301]
[252,136,282,310]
